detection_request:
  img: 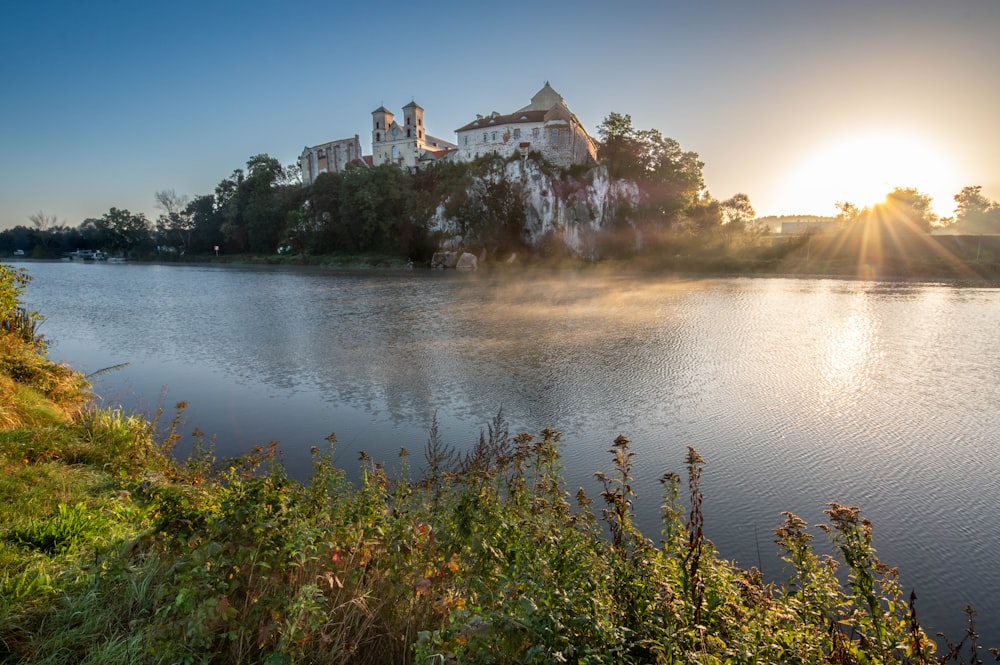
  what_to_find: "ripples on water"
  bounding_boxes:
[23,261,1000,645]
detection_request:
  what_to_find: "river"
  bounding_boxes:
[20,260,1000,646]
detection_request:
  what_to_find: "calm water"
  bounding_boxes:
[21,260,1000,645]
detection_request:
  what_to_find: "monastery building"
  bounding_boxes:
[299,83,596,186]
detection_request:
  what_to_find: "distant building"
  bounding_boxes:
[298,83,596,184]
[299,136,364,187]
[781,220,835,235]
[371,101,457,169]
[452,82,597,167]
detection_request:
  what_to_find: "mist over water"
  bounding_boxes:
[23,261,1000,645]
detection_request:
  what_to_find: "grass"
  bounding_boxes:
[1,264,997,664]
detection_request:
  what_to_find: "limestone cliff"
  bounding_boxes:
[430,158,640,258]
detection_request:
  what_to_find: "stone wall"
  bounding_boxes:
[300,136,362,186]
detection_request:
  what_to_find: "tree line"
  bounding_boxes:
[2,113,997,261]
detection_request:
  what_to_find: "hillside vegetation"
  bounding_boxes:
[1,263,995,664]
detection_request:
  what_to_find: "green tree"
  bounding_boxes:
[596,112,641,179]
[597,113,704,225]
[305,171,345,254]
[441,155,527,257]
[184,194,224,254]
[220,155,304,254]
[337,164,428,255]
[94,207,151,254]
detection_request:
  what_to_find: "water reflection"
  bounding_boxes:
[21,263,1000,646]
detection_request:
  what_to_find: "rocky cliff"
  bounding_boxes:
[430,158,640,258]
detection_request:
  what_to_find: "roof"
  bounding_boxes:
[455,109,548,133]
[454,82,580,132]
[371,106,392,115]
[516,82,565,112]
[419,147,459,162]
[402,100,423,110]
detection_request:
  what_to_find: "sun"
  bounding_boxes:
[781,131,963,218]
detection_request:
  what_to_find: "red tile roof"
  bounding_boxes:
[455,109,548,133]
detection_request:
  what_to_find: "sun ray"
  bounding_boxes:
[782,131,963,217]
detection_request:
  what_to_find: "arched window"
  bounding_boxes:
[376,132,380,142]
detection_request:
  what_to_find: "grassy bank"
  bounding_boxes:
[1,263,996,664]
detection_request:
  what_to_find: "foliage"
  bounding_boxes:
[220,154,306,254]
[597,112,705,225]
[443,154,529,257]
[0,264,44,349]
[950,185,1000,234]
[2,307,985,665]
[94,207,152,255]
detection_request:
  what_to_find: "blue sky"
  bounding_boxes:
[2,0,998,229]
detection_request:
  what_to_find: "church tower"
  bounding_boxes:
[402,101,424,142]
[372,106,394,147]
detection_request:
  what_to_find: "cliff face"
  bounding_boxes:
[431,159,640,258]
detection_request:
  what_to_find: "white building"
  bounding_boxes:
[452,82,597,167]
[371,101,457,170]
[298,83,596,185]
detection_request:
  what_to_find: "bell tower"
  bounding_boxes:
[402,101,424,142]
[372,106,394,145]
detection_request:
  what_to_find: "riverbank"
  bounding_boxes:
[1,265,992,663]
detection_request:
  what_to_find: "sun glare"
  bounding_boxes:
[782,131,963,218]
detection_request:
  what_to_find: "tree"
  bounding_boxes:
[952,185,1000,234]
[835,201,861,224]
[28,210,57,232]
[93,207,151,254]
[597,113,704,224]
[154,189,194,252]
[597,112,641,179]
[27,210,60,255]
[219,154,303,254]
[877,187,937,233]
[184,194,224,253]
[720,193,756,231]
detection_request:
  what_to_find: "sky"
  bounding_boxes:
[1,0,998,230]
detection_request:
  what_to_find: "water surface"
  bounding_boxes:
[22,261,1000,644]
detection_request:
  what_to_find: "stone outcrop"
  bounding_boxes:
[431,159,640,259]
[455,253,478,271]
[430,251,459,269]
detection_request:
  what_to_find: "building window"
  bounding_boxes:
[532,128,540,139]
[483,132,488,142]
[376,121,380,129]
[491,131,496,141]
[419,130,423,139]
[375,132,380,142]
[513,128,521,139]
[553,128,560,138]
[407,128,411,138]
[464,136,469,145]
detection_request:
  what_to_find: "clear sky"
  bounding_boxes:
[2,0,998,230]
